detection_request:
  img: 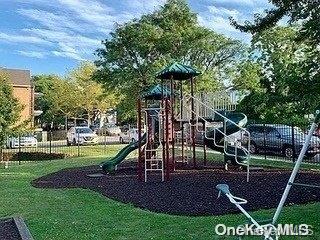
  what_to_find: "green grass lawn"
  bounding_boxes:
[182,147,320,171]
[0,146,319,239]
[49,143,138,158]
[4,144,131,159]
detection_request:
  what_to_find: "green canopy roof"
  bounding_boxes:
[155,62,201,80]
[141,84,171,100]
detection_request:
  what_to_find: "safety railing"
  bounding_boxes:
[177,94,251,181]
[195,91,237,113]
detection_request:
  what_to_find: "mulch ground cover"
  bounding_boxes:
[0,218,22,240]
[32,160,320,216]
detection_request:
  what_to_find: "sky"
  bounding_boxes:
[0,0,272,76]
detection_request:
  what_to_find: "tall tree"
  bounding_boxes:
[33,74,81,128]
[233,61,262,93]
[230,0,319,124]
[231,0,319,121]
[34,62,119,127]
[33,74,63,125]
[0,71,22,159]
[95,0,246,121]
[67,62,119,125]
[238,26,318,125]
[230,0,319,46]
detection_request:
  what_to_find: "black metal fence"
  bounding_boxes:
[1,123,319,165]
[1,130,121,163]
[244,123,320,164]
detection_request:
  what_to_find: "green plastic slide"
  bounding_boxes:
[204,111,248,165]
[101,133,147,173]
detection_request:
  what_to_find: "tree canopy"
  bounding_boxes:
[34,74,79,126]
[67,62,119,125]
[230,0,319,46]
[95,0,246,121]
[238,26,319,126]
[229,0,319,125]
[0,71,23,148]
[33,62,118,128]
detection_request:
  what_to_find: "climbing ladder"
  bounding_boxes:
[144,108,164,182]
[174,128,190,164]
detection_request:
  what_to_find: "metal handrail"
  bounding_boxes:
[180,95,251,156]
[189,94,247,130]
[188,93,251,158]
[178,94,251,181]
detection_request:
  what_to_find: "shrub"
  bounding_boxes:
[2,152,66,162]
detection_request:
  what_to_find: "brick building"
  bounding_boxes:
[1,68,34,126]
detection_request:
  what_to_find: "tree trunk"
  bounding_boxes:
[65,115,68,132]
[87,113,91,127]
[0,146,3,162]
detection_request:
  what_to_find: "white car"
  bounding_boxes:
[103,123,121,136]
[67,127,99,145]
[6,134,38,148]
[119,128,140,143]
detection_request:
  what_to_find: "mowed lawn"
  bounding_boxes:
[4,144,132,159]
[0,146,320,239]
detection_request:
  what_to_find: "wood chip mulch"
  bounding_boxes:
[32,161,320,216]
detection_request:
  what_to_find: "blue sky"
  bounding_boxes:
[0,0,271,76]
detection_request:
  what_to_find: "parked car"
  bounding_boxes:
[6,134,38,148]
[103,123,121,136]
[66,118,88,129]
[119,128,140,143]
[67,127,98,145]
[244,124,320,158]
[90,123,101,133]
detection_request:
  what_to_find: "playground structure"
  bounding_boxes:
[30,64,320,239]
[28,66,320,240]
[101,62,251,182]
[60,61,320,238]
[217,110,320,240]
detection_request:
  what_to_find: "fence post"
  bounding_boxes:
[291,123,296,162]
[263,123,267,160]
[104,128,107,154]
[18,134,21,165]
[0,146,3,167]
[49,130,52,155]
[77,131,80,157]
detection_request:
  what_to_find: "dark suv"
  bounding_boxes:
[245,124,320,158]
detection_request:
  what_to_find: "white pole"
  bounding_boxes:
[272,111,320,224]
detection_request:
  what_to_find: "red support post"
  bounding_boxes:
[170,77,175,171]
[190,77,196,168]
[161,79,167,180]
[165,97,170,180]
[180,82,184,162]
[137,98,143,181]
[203,121,207,166]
